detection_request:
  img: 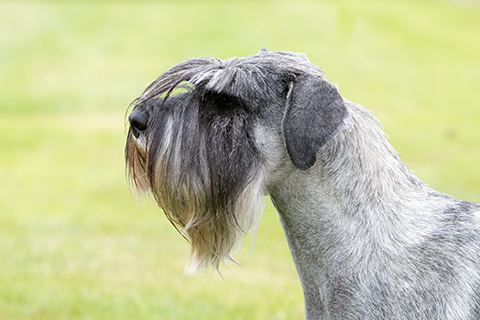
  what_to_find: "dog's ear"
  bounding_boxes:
[282,75,351,170]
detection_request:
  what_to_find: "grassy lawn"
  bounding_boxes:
[0,0,479,319]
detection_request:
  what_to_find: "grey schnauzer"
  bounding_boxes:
[126,49,480,319]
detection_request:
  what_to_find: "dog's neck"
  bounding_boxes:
[268,101,451,317]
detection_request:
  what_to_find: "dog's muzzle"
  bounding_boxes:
[129,110,149,138]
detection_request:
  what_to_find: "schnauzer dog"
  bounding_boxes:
[126,49,480,319]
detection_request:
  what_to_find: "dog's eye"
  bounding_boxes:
[215,94,250,113]
[215,94,240,108]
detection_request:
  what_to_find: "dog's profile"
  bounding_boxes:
[126,49,480,319]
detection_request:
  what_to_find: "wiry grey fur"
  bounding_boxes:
[126,49,480,319]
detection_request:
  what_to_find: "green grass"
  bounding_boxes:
[0,0,479,319]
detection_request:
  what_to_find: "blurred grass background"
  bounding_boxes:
[0,0,479,319]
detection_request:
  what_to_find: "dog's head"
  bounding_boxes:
[125,49,351,273]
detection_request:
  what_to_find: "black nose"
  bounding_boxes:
[129,110,149,138]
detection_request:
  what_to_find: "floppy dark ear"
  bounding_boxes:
[282,75,350,170]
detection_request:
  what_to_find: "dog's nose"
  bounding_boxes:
[129,110,149,138]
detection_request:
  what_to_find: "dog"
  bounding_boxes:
[126,49,480,319]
